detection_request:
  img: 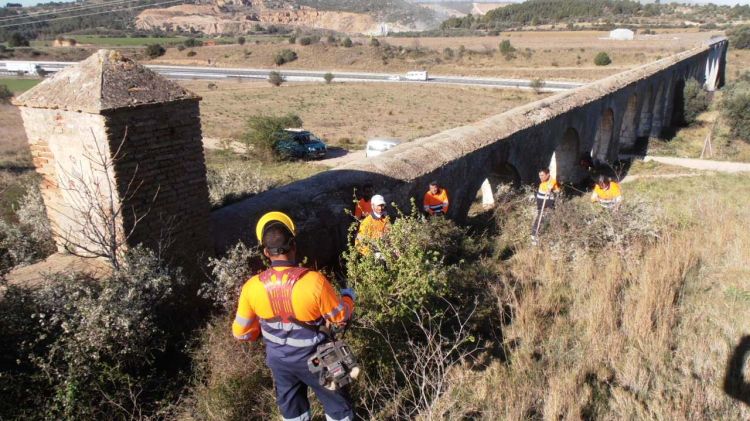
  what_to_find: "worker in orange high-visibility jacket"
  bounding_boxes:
[354,184,374,220]
[531,167,560,244]
[233,211,356,421]
[591,175,623,209]
[356,194,390,255]
[423,181,449,216]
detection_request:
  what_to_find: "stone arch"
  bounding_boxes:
[553,128,580,183]
[650,82,666,138]
[593,108,615,162]
[477,163,521,208]
[637,85,654,138]
[670,78,687,127]
[618,94,639,151]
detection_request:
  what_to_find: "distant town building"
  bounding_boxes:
[609,28,635,40]
[6,2,22,7]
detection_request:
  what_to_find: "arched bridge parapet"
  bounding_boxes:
[210,38,728,266]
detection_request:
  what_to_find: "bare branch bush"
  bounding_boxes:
[52,128,158,270]
[356,301,484,420]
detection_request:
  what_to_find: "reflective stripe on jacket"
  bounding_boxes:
[536,179,560,201]
[232,266,354,362]
[423,189,449,214]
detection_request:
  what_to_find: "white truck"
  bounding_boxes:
[5,61,41,75]
[404,70,428,81]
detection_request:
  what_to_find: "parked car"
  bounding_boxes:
[274,129,327,159]
[365,138,401,158]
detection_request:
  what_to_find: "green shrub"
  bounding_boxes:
[267,70,284,86]
[443,47,454,59]
[530,77,545,94]
[728,25,750,49]
[342,37,353,48]
[184,37,202,48]
[288,35,296,44]
[274,49,297,65]
[8,32,29,47]
[499,39,515,55]
[176,44,185,51]
[721,79,750,143]
[0,84,11,101]
[683,77,709,125]
[242,113,302,158]
[0,247,190,419]
[237,36,246,45]
[594,51,612,66]
[344,208,472,325]
[145,43,165,58]
[370,37,380,47]
[298,36,313,46]
[0,186,55,274]
[186,50,197,57]
[323,72,334,84]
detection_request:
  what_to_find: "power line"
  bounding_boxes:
[0,0,187,29]
[0,0,153,23]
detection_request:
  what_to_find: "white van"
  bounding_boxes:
[404,71,428,81]
[365,138,401,158]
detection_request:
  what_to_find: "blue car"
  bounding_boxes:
[274,129,327,160]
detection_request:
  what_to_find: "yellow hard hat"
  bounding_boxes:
[255,211,296,243]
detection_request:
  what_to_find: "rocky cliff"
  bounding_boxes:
[135,0,426,35]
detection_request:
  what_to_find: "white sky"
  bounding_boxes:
[7,0,750,10]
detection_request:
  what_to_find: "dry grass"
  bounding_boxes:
[435,173,750,419]
[647,92,750,163]
[153,30,721,82]
[183,80,541,147]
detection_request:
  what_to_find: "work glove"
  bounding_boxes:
[341,288,356,301]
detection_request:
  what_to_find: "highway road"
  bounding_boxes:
[0,60,585,91]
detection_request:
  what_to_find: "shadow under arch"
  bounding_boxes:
[593,108,615,163]
[650,82,667,138]
[619,93,639,152]
[670,78,687,128]
[554,127,583,184]
[476,162,522,208]
[637,85,654,138]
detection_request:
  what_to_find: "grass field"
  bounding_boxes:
[183,80,543,147]
[432,169,750,419]
[0,78,41,93]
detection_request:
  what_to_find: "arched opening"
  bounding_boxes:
[593,108,615,163]
[670,78,687,127]
[475,163,520,208]
[637,86,654,138]
[554,128,580,184]
[618,94,639,152]
[650,83,666,138]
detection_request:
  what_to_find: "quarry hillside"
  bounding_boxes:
[135,0,440,35]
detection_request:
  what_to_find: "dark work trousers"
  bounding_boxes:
[267,357,353,421]
[531,198,555,236]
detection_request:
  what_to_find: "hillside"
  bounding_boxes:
[441,0,750,30]
[135,0,439,35]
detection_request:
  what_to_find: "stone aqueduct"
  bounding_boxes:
[15,38,728,269]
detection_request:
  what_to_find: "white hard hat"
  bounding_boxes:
[371,194,386,206]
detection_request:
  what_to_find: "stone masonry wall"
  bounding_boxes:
[104,99,212,266]
[19,107,114,253]
[210,38,728,267]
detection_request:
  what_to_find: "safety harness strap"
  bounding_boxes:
[260,266,319,331]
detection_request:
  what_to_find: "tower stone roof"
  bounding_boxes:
[13,49,199,113]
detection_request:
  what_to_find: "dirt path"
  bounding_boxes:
[644,156,750,173]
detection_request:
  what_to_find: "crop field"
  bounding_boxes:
[0,78,40,93]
